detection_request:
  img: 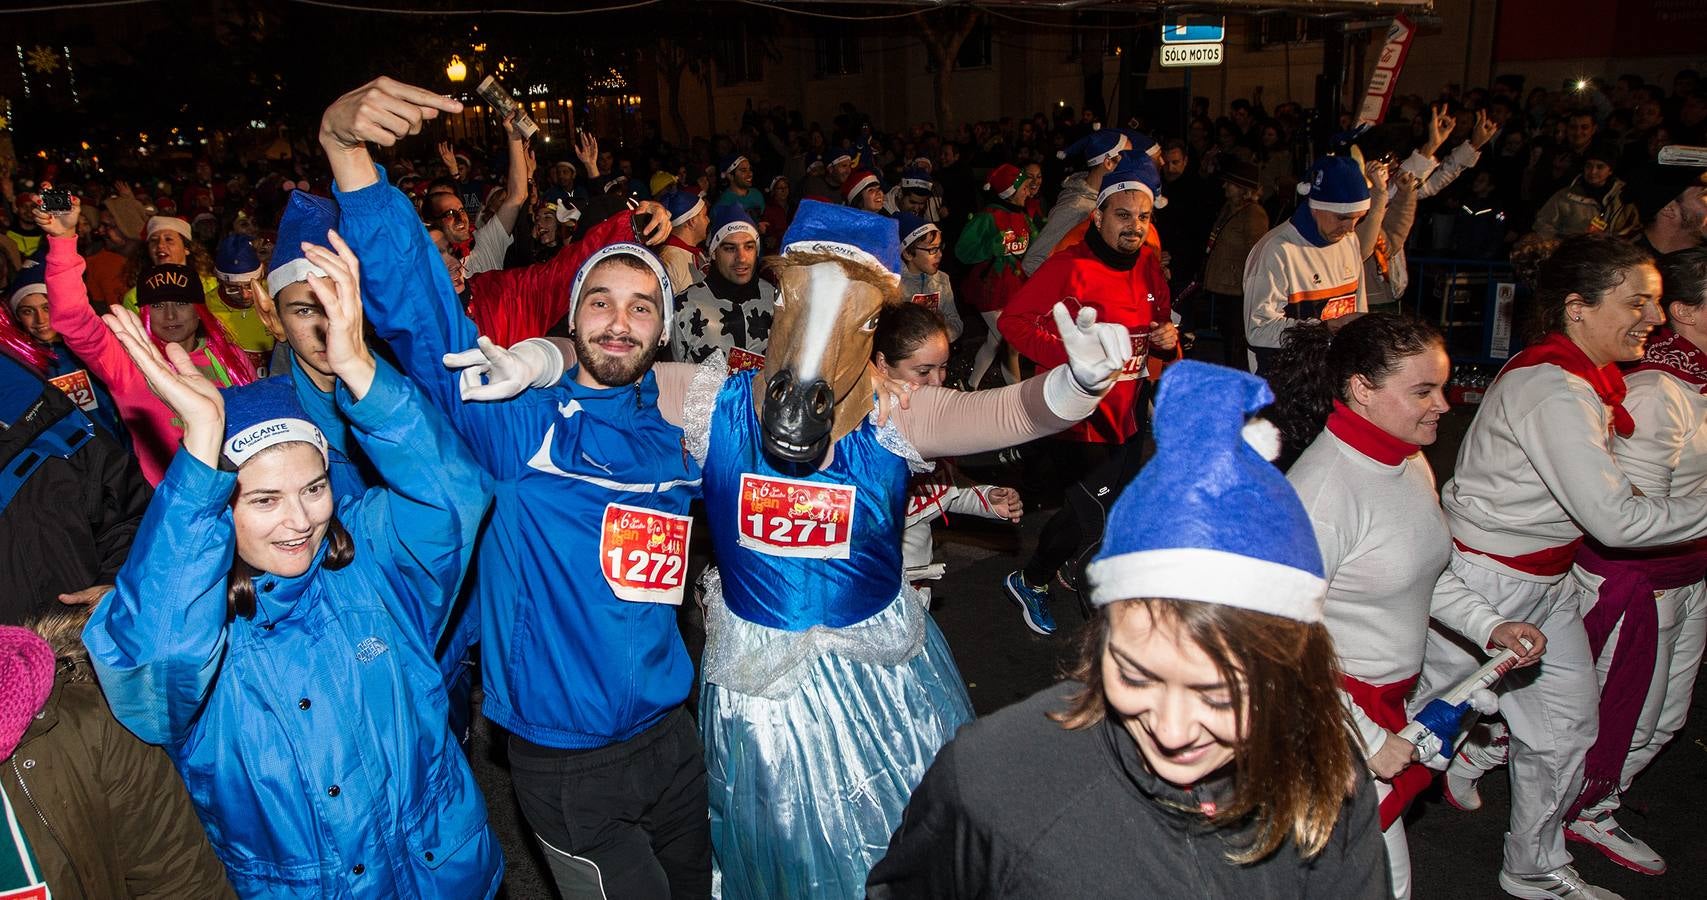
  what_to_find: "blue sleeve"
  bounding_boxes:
[336,361,495,648]
[333,168,538,476]
[82,451,236,748]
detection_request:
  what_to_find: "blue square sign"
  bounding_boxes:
[1161,15,1225,44]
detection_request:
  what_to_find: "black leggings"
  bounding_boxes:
[1021,435,1148,588]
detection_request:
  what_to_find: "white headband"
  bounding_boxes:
[712,220,759,250]
[568,243,675,342]
[902,222,940,250]
[223,417,330,469]
[1096,180,1166,209]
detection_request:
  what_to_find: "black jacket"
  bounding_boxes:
[868,682,1390,899]
[0,359,150,624]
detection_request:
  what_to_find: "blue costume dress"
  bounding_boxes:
[688,362,974,898]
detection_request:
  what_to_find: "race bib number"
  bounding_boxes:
[1001,229,1029,256]
[727,347,766,376]
[1321,293,1359,321]
[1117,334,1152,382]
[48,369,99,411]
[0,885,49,900]
[737,473,856,559]
[909,291,942,311]
[598,503,692,605]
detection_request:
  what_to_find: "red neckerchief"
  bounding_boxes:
[1502,332,1634,437]
[1628,326,1707,395]
[1325,400,1418,465]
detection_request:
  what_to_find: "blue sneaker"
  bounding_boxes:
[1004,571,1058,635]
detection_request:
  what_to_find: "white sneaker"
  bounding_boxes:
[1567,813,1665,875]
[1498,865,1625,900]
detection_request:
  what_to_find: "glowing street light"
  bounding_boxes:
[447,55,467,84]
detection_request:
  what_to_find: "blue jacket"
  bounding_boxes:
[44,341,126,445]
[83,364,502,898]
[278,351,382,503]
[336,170,701,750]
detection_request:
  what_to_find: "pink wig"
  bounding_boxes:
[141,303,257,387]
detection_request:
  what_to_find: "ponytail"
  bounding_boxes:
[1264,314,1444,468]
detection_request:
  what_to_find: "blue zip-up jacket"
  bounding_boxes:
[83,363,502,898]
[336,169,701,749]
[277,351,382,503]
[44,341,126,444]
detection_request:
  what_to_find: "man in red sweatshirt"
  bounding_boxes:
[998,152,1177,635]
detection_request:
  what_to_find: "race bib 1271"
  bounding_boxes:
[737,473,856,559]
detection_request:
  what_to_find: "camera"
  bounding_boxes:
[38,188,72,213]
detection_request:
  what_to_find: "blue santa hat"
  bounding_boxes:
[267,191,338,296]
[1085,361,1326,623]
[781,200,900,284]
[708,203,759,250]
[1298,155,1371,215]
[658,188,705,227]
[894,211,939,251]
[1058,124,1131,167]
[719,154,749,178]
[7,259,45,313]
[215,234,263,284]
[1096,152,1168,209]
[1122,128,1160,159]
[899,165,933,194]
[220,376,330,470]
[567,244,675,343]
[826,149,856,170]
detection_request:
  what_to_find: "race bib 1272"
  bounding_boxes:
[599,503,692,605]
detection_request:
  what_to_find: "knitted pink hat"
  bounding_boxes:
[0,627,55,759]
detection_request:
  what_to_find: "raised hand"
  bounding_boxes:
[33,194,80,238]
[321,76,463,152]
[437,141,460,176]
[576,131,600,178]
[1469,109,1499,150]
[1053,302,1131,393]
[300,231,377,399]
[442,335,562,402]
[102,306,225,467]
[1425,103,1456,154]
[1367,159,1391,195]
[632,200,673,246]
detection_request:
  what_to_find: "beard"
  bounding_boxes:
[571,328,660,387]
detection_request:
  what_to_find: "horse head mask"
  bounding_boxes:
[756,201,902,465]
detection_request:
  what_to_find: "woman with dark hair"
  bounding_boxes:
[37,201,256,484]
[81,239,502,898]
[1421,234,1707,900]
[870,362,1388,898]
[1272,314,1539,898]
[873,303,1023,607]
[1559,247,1707,877]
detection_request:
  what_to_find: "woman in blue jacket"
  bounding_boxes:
[82,234,502,898]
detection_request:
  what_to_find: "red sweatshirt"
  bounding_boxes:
[998,238,1170,444]
[465,210,636,346]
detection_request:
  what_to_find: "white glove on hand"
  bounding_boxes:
[442,335,563,402]
[1054,302,1131,393]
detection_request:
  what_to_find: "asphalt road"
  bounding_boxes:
[475,403,1707,899]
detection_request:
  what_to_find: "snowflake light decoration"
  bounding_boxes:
[26,46,58,75]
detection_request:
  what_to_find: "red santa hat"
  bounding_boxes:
[984,163,1025,200]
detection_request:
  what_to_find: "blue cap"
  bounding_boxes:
[708,203,759,249]
[781,200,901,282]
[894,211,939,250]
[6,259,45,312]
[899,165,933,194]
[1300,155,1372,214]
[220,376,329,469]
[1058,125,1130,167]
[719,154,749,178]
[1096,152,1167,209]
[215,234,263,283]
[658,187,706,226]
[1085,361,1325,622]
[268,191,338,295]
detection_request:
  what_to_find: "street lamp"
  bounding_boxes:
[446,55,467,84]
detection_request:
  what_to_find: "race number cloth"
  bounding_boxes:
[701,370,911,631]
[600,503,692,605]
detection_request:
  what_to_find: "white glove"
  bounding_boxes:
[1054,302,1131,393]
[442,335,563,402]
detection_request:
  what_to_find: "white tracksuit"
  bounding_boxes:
[1417,360,1707,877]
[1568,366,1707,820]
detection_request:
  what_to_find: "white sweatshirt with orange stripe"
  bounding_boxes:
[1240,219,1366,351]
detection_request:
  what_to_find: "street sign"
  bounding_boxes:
[1161,15,1224,44]
[1160,42,1223,68]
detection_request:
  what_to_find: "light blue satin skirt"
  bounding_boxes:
[700,590,974,899]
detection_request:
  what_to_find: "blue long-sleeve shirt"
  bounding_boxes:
[85,362,501,898]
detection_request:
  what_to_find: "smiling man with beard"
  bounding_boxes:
[998,151,1178,636]
[320,76,712,900]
